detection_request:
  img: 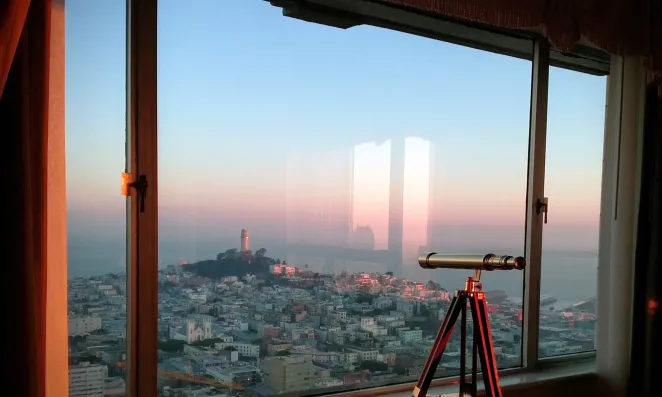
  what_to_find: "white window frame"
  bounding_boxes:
[522,38,547,369]
[123,0,615,395]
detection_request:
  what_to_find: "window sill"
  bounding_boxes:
[331,358,597,397]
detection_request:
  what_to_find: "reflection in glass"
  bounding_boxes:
[66,0,127,396]
[402,137,432,270]
[157,0,530,394]
[539,67,606,358]
[353,141,391,252]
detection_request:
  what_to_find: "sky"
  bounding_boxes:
[65,0,607,277]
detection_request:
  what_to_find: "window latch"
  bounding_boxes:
[536,197,548,224]
[121,173,148,213]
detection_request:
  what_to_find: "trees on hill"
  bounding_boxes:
[190,338,220,347]
[358,360,388,372]
[189,247,274,279]
[426,280,441,290]
[158,339,186,353]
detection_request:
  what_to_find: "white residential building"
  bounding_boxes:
[398,328,423,344]
[206,363,259,384]
[215,342,260,357]
[69,316,102,337]
[69,362,107,397]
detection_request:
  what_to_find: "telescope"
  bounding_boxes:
[418,252,526,271]
[413,251,525,397]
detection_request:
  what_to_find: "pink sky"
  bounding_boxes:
[67,134,602,251]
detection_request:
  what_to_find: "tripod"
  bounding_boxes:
[412,269,502,397]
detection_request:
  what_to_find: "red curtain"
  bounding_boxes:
[0,1,51,396]
[381,0,662,79]
[0,0,30,96]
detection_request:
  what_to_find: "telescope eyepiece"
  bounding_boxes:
[483,254,526,271]
[514,256,526,270]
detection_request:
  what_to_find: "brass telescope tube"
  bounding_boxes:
[418,253,526,271]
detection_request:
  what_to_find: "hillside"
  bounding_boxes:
[186,248,276,279]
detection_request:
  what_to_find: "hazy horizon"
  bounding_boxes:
[67,229,598,302]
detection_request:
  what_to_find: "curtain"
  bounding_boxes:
[0,0,30,96]
[0,1,52,396]
[380,0,662,82]
[630,83,662,397]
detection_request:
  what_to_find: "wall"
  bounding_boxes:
[502,374,599,397]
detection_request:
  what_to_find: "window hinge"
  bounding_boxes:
[121,173,148,212]
[536,197,548,224]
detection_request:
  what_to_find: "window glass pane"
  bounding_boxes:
[66,1,127,395]
[539,67,606,358]
[157,0,531,394]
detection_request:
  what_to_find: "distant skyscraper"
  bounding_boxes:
[241,229,249,252]
[352,225,375,250]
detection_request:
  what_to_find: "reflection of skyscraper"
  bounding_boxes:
[241,229,249,252]
[351,137,431,277]
[402,137,432,265]
[285,147,353,247]
[427,143,443,249]
[352,141,391,250]
[388,138,405,277]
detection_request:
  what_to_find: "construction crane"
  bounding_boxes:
[290,350,342,356]
[115,361,245,391]
[289,351,344,361]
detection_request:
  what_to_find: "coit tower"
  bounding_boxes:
[241,229,249,252]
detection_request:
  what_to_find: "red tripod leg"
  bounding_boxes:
[413,294,465,397]
[469,294,503,397]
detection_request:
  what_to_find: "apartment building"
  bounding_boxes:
[68,362,107,397]
[68,316,102,337]
[262,355,318,393]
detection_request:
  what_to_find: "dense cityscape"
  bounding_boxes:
[68,230,596,397]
